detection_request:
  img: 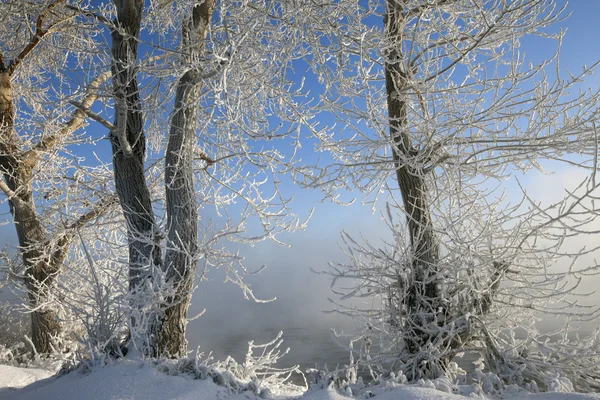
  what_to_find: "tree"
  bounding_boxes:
[0,0,310,358]
[155,0,216,356]
[108,0,163,348]
[108,0,218,356]
[298,0,600,386]
[0,0,117,353]
[81,0,312,356]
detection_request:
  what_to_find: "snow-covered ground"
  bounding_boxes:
[0,361,257,400]
[1,360,600,400]
[0,365,54,398]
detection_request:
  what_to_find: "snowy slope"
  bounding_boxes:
[0,365,54,389]
[2,361,600,400]
[0,365,54,399]
[0,361,263,400]
[300,386,600,400]
[301,385,470,400]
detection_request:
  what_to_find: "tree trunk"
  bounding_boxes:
[14,200,62,354]
[110,0,162,339]
[383,0,443,378]
[156,70,201,356]
[0,4,115,353]
[153,0,215,357]
[0,71,61,353]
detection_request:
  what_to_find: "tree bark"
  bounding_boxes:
[110,0,162,335]
[0,5,114,354]
[0,71,62,353]
[156,70,201,356]
[153,0,215,357]
[383,0,443,377]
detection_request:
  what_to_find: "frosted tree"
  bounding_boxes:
[0,0,118,354]
[154,0,216,356]
[0,0,311,359]
[106,0,163,348]
[297,0,600,388]
[75,0,313,356]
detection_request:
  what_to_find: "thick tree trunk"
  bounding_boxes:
[110,0,162,338]
[0,5,114,353]
[383,0,443,378]
[153,0,215,357]
[0,71,61,353]
[14,200,63,354]
[156,70,201,356]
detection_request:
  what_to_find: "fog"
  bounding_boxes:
[184,164,600,369]
[185,201,385,368]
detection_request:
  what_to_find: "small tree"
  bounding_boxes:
[298,0,600,387]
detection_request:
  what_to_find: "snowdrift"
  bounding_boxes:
[2,361,600,400]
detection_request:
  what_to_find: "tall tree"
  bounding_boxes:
[382,0,440,360]
[155,0,216,356]
[300,0,600,384]
[0,0,115,353]
[97,0,310,356]
[110,0,162,337]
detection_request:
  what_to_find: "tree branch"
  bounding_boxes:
[22,71,112,169]
[114,91,133,157]
[403,0,453,18]
[68,194,118,231]
[0,179,21,204]
[48,194,118,272]
[194,148,215,169]
[7,0,66,76]
[64,4,112,26]
[68,100,116,132]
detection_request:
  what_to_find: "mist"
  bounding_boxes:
[2,163,600,372]
[183,164,600,370]
[185,201,386,367]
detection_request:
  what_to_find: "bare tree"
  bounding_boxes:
[298,0,600,386]
[0,0,116,353]
[154,0,216,356]
[109,0,162,326]
[83,0,312,356]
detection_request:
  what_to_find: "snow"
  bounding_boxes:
[1,361,600,400]
[300,386,600,400]
[0,360,262,400]
[0,365,54,398]
[300,385,469,400]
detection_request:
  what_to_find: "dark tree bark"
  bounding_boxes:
[0,62,61,353]
[0,0,112,354]
[383,0,443,378]
[153,0,215,357]
[156,69,201,357]
[110,0,162,332]
[0,66,104,353]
